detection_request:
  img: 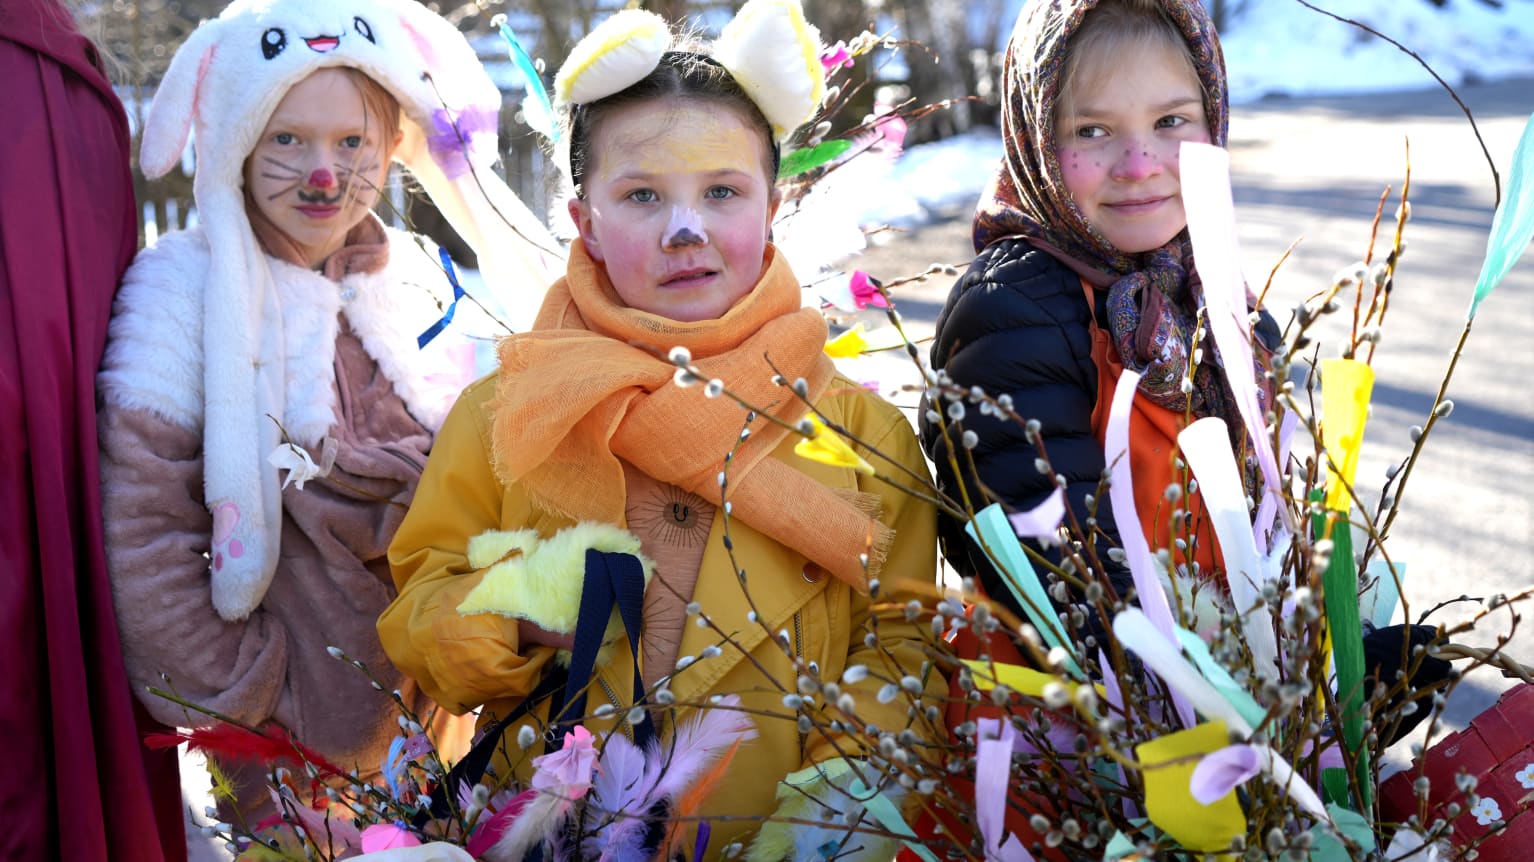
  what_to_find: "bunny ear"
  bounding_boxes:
[553,9,671,107]
[713,0,825,141]
[139,24,218,178]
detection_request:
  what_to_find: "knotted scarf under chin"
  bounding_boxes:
[1106,240,1273,495]
[1106,241,1233,419]
[487,241,891,591]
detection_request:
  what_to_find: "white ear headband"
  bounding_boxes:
[552,0,826,143]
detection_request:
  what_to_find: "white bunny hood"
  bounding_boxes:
[139,0,561,621]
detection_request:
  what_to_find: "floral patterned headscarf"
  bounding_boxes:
[976,0,1271,474]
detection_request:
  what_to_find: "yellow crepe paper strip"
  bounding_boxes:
[794,413,875,475]
[1320,358,1375,512]
[824,322,869,358]
[1137,721,1247,854]
[959,659,1106,701]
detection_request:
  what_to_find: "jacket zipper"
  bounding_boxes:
[596,674,633,742]
[793,610,806,750]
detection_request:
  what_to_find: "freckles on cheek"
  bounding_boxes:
[1057,147,1090,185]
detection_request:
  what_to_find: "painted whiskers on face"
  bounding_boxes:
[259,155,382,206]
[243,68,396,269]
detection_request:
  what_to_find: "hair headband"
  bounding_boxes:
[552,0,826,143]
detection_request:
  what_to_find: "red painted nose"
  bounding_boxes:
[307,169,336,189]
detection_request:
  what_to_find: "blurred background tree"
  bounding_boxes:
[68,0,1014,253]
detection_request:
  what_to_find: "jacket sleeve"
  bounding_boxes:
[377,378,557,714]
[805,395,948,768]
[98,401,293,730]
[918,239,1132,624]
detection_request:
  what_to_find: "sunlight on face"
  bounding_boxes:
[242,68,398,269]
[1054,39,1210,254]
[568,99,781,323]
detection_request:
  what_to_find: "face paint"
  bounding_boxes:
[569,98,779,322]
[242,68,396,268]
[661,206,707,250]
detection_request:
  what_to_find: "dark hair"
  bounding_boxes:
[566,51,779,196]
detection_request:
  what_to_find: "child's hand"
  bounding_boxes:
[516,618,575,652]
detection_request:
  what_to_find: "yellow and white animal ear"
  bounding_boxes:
[554,9,672,107]
[713,0,826,141]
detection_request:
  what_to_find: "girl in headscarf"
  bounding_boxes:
[920,0,1279,627]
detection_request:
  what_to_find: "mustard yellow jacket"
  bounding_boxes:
[378,372,945,858]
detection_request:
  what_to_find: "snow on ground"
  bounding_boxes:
[862,0,1534,228]
[1221,0,1534,102]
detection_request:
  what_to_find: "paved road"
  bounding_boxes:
[856,76,1534,736]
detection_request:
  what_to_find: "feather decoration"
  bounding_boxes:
[145,724,349,779]
[582,696,756,860]
[491,14,557,140]
[465,788,537,859]
[266,786,365,856]
[581,732,658,861]
[480,789,578,862]
[201,754,238,808]
[774,133,901,287]
[662,735,748,858]
[647,694,757,804]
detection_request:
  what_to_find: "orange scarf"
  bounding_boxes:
[489,241,889,589]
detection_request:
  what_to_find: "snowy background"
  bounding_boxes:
[861,0,1534,228]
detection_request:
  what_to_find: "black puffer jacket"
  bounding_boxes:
[918,238,1135,622]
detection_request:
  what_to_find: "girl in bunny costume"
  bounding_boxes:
[97,0,557,819]
[378,2,946,859]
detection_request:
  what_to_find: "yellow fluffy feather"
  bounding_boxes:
[456,522,655,644]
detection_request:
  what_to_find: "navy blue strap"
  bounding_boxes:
[417,664,566,825]
[419,549,651,825]
[416,246,467,349]
[551,549,651,750]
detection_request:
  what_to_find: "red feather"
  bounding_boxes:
[145,724,349,778]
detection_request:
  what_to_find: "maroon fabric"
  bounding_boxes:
[0,1,185,859]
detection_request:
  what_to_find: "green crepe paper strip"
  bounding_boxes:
[1360,559,1405,629]
[1311,495,1371,810]
[779,139,853,178]
[1173,628,1269,730]
[967,503,1085,679]
[1469,111,1534,320]
[1104,820,1152,860]
[1321,767,1351,807]
[1308,803,1376,860]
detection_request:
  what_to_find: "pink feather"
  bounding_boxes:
[465,788,536,859]
[648,694,757,803]
[481,791,577,862]
[263,787,363,856]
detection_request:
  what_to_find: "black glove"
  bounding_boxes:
[1361,623,1452,745]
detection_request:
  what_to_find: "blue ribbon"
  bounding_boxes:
[416,246,466,349]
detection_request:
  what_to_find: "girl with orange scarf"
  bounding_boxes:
[377,3,946,860]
